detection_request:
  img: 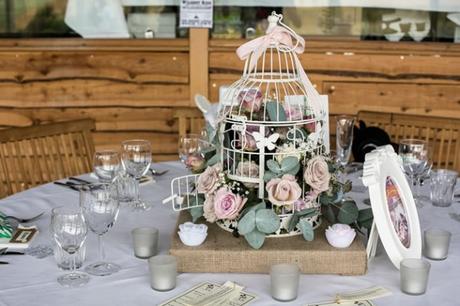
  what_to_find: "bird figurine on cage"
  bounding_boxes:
[168,12,369,249]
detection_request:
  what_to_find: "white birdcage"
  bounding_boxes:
[168,12,330,240]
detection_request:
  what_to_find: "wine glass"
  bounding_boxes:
[121,140,152,211]
[178,134,208,172]
[80,183,120,276]
[335,115,356,168]
[93,150,120,183]
[51,206,89,287]
[398,139,429,207]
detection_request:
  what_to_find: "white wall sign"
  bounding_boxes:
[180,0,213,28]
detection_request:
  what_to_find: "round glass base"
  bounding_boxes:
[57,271,90,288]
[85,261,121,276]
[130,200,151,212]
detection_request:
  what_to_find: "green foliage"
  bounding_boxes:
[237,203,280,249]
[264,157,300,181]
[190,206,204,223]
[357,208,374,230]
[266,101,287,121]
[298,219,314,241]
[206,153,220,166]
[287,207,318,232]
[337,200,359,225]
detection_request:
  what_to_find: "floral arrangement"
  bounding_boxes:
[186,90,372,249]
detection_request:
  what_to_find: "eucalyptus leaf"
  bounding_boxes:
[244,229,266,249]
[324,205,336,224]
[266,101,287,122]
[238,210,256,235]
[267,159,281,174]
[206,153,220,166]
[298,219,314,241]
[357,208,374,230]
[337,200,359,225]
[190,206,204,223]
[255,209,280,234]
[284,163,300,176]
[188,194,205,208]
[280,156,299,172]
[296,207,319,217]
[287,213,300,232]
[264,171,279,182]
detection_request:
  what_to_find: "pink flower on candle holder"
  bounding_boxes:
[213,187,247,220]
[304,156,331,192]
[266,174,302,206]
[185,154,205,173]
[238,89,263,113]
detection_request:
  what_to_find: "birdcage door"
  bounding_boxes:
[168,174,202,211]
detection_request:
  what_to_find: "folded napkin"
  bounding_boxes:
[0,212,13,239]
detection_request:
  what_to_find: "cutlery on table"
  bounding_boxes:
[4,212,44,223]
[0,261,8,264]
[150,169,169,176]
[0,248,24,255]
[53,181,80,191]
[68,177,92,184]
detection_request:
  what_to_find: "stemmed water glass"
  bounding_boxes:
[51,206,89,287]
[121,140,152,211]
[178,134,211,172]
[335,115,356,168]
[398,139,429,207]
[80,183,120,276]
[93,150,120,183]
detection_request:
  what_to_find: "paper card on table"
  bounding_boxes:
[0,225,39,249]
[307,301,375,306]
[336,286,391,301]
[159,281,257,306]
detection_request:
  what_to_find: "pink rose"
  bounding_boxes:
[213,187,247,220]
[266,174,302,206]
[304,156,331,192]
[185,154,205,173]
[203,193,217,223]
[238,89,262,113]
[238,125,263,151]
[197,164,221,194]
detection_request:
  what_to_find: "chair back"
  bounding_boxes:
[357,111,460,171]
[174,108,205,139]
[0,119,95,198]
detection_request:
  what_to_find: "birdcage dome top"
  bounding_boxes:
[219,12,323,125]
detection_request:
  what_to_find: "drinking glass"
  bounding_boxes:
[51,206,89,287]
[80,183,120,276]
[178,134,208,172]
[93,150,120,183]
[430,169,458,207]
[399,139,429,207]
[121,139,152,211]
[335,115,355,167]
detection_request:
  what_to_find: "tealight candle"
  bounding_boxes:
[400,258,431,295]
[424,229,451,260]
[132,227,159,259]
[148,255,177,291]
[270,263,300,302]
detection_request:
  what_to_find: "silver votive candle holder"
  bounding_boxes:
[424,229,451,260]
[430,169,458,207]
[132,227,159,259]
[400,258,431,295]
[148,255,177,291]
[270,263,300,302]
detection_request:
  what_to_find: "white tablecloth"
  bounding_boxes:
[0,161,459,306]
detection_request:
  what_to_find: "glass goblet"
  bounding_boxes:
[51,206,90,287]
[121,139,152,211]
[80,183,120,276]
[93,150,120,183]
[399,139,429,207]
[178,134,207,173]
[335,115,356,168]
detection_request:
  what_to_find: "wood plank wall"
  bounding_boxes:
[0,39,190,161]
[0,36,459,161]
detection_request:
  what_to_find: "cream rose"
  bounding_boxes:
[197,164,221,194]
[203,193,217,223]
[236,161,259,188]
[275,144,302,164]
[266,174,302,206]
[304,156,331,192]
